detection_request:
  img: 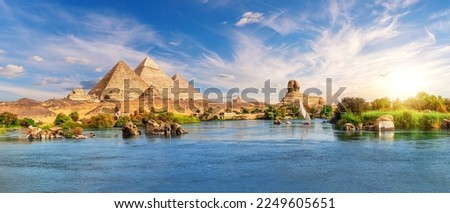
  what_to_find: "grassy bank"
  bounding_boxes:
[337,110,450,130]
[159,112,200,124]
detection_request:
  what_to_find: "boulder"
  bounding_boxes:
[274,118,281,125]
[145,120,188,135]
[342,123,356,131]
[374,115,395,131]
[357,123,363,130]
[26,126,65,139]
[442,119,450,129]
[122,122,141,136]
[170,123,187,135]
[72,133,95,139]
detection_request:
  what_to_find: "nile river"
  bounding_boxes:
[0,119,449,192]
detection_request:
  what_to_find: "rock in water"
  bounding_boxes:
[274,118,282,125]
[374,115,395,131]
[342,123,356,131]
[122,122,141,136]
[442,119,450,129]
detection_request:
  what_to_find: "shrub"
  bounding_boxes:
[336,113,361,129]
[64,127,84,138]
[69,112,80,122]
[19,118,35,127]
[114,116,130,127]
[54,113,73,126]
[87,113,115,128]
[0,112,19,127]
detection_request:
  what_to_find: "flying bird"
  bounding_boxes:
[379,72,389,77]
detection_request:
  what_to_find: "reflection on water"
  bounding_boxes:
[0,119,449,193]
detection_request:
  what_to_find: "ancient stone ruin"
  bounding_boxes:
[67,88,97,101]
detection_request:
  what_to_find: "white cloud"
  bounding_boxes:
[222,21,228,25]
[31,55,43,62]
[200,0,208,3]
[95,67,104,72]
[262,11,300,35]
[375,0,418,11]
[0,64,25,78]
[217,73,234,80]
[0,49,5,55]
[169,41,181,46]
[430,9,450,20]
[34,77,68,86]
[235,12,264,27]
[64,56,90,64]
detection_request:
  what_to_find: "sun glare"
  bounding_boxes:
[387,67,428,99]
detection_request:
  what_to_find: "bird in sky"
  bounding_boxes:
[379,72,389,77]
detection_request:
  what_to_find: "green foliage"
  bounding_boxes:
[404,92,447,112]
[337,97,368,115]
[371,97,391,110]
[169,113,200,124]
[114,116,131,127]
[0,112,19,127]
[54,113,72,126]
[64,127,84,138]
[69,112,80,122]
[19,118,35,127]
[251,108,261,114]
[336,113,361,129]
[320,105,333,118]
[263,105,283,120]
[242,108,250,114]
[39,123,54,130]
[358,110,450,129]
[54,113,79,129]
[86,113,115,128]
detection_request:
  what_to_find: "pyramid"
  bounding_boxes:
[89,60,157,100]
[171,73,202,100]
[134,56,174,99]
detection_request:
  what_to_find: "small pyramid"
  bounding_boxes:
[89,60,158,100]
[171,73,202,100]
[135,57,174,98]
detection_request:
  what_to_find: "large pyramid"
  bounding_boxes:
[134,57,174,99]
[89,60,157,100]
[171,73,202,100]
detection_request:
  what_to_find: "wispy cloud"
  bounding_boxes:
[217,73,234,80]
[375,0,419,11]
[0,49,5,55]
[236,12,264,27]
[64,56,90,64]
[430,9,450,19]
[0,64,25,78]
[34,77,68,86]
[30,55,43,62]
[262,11,300,35]
[94,67,104,72]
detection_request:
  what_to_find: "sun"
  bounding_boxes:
[386,67,428,99]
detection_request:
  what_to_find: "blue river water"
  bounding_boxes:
[0,119,449,193]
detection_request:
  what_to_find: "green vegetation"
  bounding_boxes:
[85,113,115,128]
[0,112,36,129]
[54,112,81,129]
[157,112,200,124]
[69,111,79,122]
[114,115,131,127]
[332,92,450,130]
[64,127,84,138]
[263,105,284,120]
[336,110,450,130]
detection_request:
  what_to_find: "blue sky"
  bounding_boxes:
[1,0,450,101]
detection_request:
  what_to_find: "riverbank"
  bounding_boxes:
[336,110,450,130]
